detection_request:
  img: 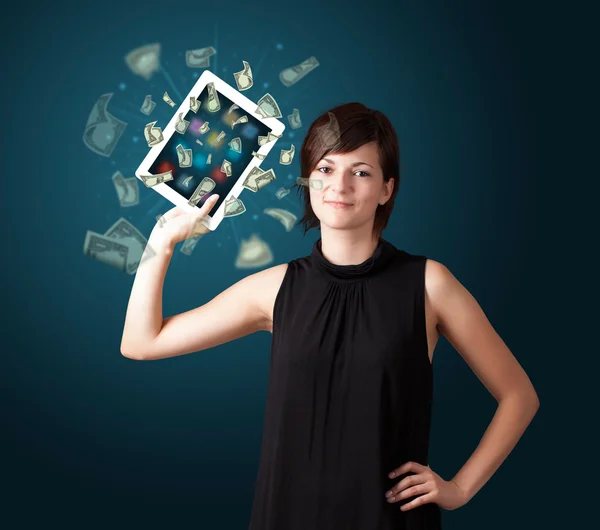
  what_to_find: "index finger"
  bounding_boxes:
[388,461,428,478]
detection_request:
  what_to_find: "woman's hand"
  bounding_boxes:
[385,461,470,512]
[151,194,220,249]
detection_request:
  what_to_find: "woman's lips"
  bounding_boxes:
[326,201,353,209]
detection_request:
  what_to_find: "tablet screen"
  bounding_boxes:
[148,84,273,215]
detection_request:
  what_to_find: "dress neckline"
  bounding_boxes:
[310,237,397,283]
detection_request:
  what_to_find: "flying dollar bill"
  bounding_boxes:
[317,111,341,149]
[206,82,221,112]
[83,93,127,157]
[214,130,226,144]
[243,167,276,192]
[190,96,201,113]
[279,56,320,87]
[256,93,282,119]
[144,121,163,147]
[287,108,302,129]
[234,234,274,269]
[234,60,253,91]
[223,195,246,217]
[228,137,241,152]
[199,121,210,134]
[275,187,290,199]
[104,217,149,275]
[258,131,283,146]
[185,47,216,68]
[296,176,323,190]
[280,145,295,165]
[141,95,156,116]
[221,159,232,177]
[175,112,190,134]
[139,170,173,188]
[177,144,193,167]
[188,177,216,206]
[124,43,161,81]
[83,230,129,271]
[231,115,248,129]
[163,91,176,107]
[251,150,266,160]
[263,207,297,232]
[180,233,204,255]
[112,170,139,207]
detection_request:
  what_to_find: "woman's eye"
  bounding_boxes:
[316,167,370,177]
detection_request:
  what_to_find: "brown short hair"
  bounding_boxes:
[293,102,400,240]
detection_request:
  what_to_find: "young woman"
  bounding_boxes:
[121,102,539,529]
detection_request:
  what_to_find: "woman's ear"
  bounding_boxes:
[380,177,395,205]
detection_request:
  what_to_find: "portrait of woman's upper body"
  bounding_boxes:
[123,102,539,530]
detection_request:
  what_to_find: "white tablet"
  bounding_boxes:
[135,69,286,231]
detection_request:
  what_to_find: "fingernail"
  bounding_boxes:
[389,472,395,478]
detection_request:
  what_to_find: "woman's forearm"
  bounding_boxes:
[451,390,540,501]
[120,229,175,357]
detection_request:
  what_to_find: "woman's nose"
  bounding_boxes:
[330,171,354,191]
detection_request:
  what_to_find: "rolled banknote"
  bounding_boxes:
[206,82,221,112]
[163,91,176,107]
[296,176,323,190]
[279,56,319,87]
[140,170,173,188]
[188,177,216,206]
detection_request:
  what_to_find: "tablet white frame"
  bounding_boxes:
[135,69,286,231]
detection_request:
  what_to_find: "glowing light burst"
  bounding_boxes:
[189,118,203,133]
[242,124,258,139]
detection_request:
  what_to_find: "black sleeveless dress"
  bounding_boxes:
[248,237,441,530]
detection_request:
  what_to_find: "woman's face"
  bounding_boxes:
[308,141,394,234]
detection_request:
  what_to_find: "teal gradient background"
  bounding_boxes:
[1,0,582,528]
